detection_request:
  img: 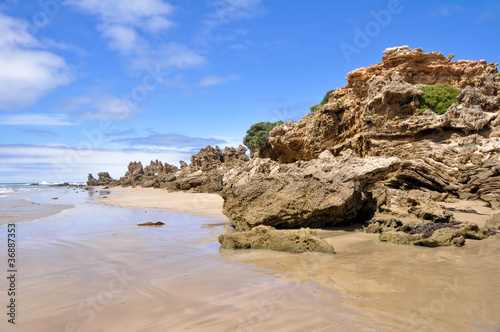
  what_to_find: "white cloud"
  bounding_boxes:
[197,0,266,46]
[65,0,174,28]
[0,114,72,126]
[112,133,227,148]
[59,94,143,121]
[0,13,72,109]
[198,73,240,87]
[0,144,192,183]
[131,43,206,70]
[100,24,142,54]
[66,0,204,71]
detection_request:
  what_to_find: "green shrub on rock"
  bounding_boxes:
[310,89,338,112]
[243,121,284,149]
[418,83,461,115]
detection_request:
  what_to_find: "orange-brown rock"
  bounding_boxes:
[254,46,500,208]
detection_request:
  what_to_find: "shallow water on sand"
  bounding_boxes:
[0,189,371,332]
[222,228,500,331]
[0,188,498,331]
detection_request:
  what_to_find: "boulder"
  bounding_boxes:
[222,150,400,230]
[218,225,335,254]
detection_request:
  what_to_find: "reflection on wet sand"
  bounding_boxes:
[221,229,500,331]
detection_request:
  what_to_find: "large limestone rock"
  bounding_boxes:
[222,150,400,231]
[218,225,335,254]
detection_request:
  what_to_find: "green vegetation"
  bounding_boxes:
[243,121,284,149]
[310,90,344,112]
[418,83,461,115]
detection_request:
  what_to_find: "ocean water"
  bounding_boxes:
[0,182,94,227]
[0,182,86,197]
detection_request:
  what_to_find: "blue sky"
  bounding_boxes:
[0,0,499,183]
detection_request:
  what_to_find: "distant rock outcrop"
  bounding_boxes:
[87,145,250,193]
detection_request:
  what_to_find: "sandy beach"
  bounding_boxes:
[97,187,500,331]
[1,186,499,332]
[94,186,227,220]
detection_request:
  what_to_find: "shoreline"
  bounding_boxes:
[0,196,74,227]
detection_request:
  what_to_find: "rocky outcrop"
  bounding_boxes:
[379,222,489,247]
[190,145,249,172]
[222,150,400,231]
[218,46,498,251]
[218,225,335,254]
[87,172,117,186]
[250,46,500,209]
[87,145,250,193]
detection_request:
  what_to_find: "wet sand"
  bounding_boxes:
[1,188,499,331]
[1,192,370,332]
[97,188,500,331]
[0,196,74,227]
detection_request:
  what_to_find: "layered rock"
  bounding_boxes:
[218,46,498,250]
[251,46,500,208]
[222,150,400,231]
[218,225,335,254]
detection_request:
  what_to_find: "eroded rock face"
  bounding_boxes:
[222,150,400,231]
[252,46,500,208]
[218,225,335,254]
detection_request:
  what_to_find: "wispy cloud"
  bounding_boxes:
[66,0,205,71]
[0,143,192,182]
[475,10,497,23]
[0,114,72,126]
[198,0,266,44]
[130,43,206,71]
[198,73,240,87]
[24,129,59,137]
[105,128,138,137]
[112,133,226,148]
[428,4,465,17]
[206,0,266,26]
[0,13,72,110]
[59,94,142,121]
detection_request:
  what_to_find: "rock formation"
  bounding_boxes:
[218,225,335,254]
[250,46,500,208]
[87,145,250,193]
[222,150,400,230]
[220,46,499,249]
[87,172,115,186]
